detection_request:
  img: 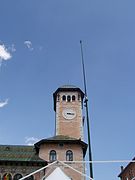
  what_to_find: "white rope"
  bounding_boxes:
[61,160,135,164]
[59,161,93,180]
[19,159,135,180]
[19,161,57,180]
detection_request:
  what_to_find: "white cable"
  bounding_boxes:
[19,161,57,180]
[61,160,135,164]
[19,159,135,180]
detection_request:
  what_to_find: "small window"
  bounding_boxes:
[5,146,10,151]
[59,143,64,147]
[3,173,12,180]
[66,150,73,161]
[72,95,75,101]
[67,95,71,102]
[62,95,66,101]
[49,150,57,161]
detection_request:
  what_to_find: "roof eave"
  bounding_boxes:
[34,138,87,157]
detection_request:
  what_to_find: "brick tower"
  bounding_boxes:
[35,85,87,180]
[53,85,84,139]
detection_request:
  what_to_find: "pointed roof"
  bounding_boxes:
[45,167,71,180]
[34,135,87,146]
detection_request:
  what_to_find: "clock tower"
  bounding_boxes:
[53,85,84,139]
[35,85,87,180]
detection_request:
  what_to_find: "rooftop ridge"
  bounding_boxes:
[46,135,78,141]
[59,85,78,88]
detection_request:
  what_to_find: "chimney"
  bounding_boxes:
[121,166,124,172]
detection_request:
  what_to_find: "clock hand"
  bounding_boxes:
[67,113,75,115]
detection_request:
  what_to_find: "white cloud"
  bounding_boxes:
[0,44,12,61]
[25,137,39,145]
[0,99,9,108]
[24,40,33,51]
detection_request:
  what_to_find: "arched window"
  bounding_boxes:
[62,95,66,101]
[13,174,22,180]
[66,150,73,161]
[72,95,76,101]
[3,173,12,180]
[67,95,71,102]
[49,150,57,161]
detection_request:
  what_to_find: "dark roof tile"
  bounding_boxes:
[0,145,46,163]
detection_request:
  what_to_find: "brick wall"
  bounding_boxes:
[119,162,135,180]
[39,142,86,180]
[56,91,84,140]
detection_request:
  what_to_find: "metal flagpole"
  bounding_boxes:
[80,40,94,179]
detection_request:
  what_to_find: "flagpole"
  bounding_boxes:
[80,40,94,179]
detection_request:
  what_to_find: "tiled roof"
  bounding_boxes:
[35,135,81,145]
[0,145,46,163]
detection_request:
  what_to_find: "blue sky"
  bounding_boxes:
[0,0,135,179]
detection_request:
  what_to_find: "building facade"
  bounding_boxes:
[0,85,87,180]
[35,85,87,180]
[118,157,135,180]
[0,145,47,180]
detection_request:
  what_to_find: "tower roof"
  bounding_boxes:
[53,85,84,111]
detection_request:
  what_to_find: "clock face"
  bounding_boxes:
[62,109,76,120]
